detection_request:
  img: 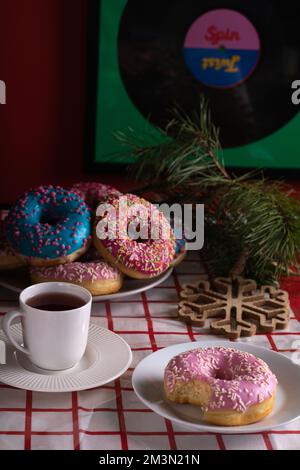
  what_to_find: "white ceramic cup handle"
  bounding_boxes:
[2,311,30,355]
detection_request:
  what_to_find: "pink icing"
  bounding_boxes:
[31,261,121,282]
[70,182,121,208]
[164,347,277,412]
[95,193,175,277]
[184,9,260,50]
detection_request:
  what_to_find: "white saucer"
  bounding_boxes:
[132,340,300,434]
[0,267,173,301]
[0,323,132,392]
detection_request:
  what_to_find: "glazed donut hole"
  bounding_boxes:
[213,370,232,380]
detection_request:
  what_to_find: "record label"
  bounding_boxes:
[184,9,261,88]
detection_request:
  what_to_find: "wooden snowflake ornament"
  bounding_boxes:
[178,276,290,339]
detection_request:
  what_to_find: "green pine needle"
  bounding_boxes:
[115,99,300,285]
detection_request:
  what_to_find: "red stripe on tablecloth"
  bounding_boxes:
[141,291,177,450]
[98,315,179,320]
[141,292,157,351]
[71,392,80,450]
[90,385,134,392]
[78,430,120,436]
[267,334,278,351]
[24,391,32,450]
[216,434,226,450]
[101,329,300,336]
[187,325,196,341]
[113,330,193,335]
[105,301,114,331]
[105,302,128,450]
[262,433,273,450]
[0,408,25,412]
[165,420,177,450]
[31,431,74,436]
[115,379,128,451]
[0,407,156,413]
[264,331,300,335]
[173,270,196,342]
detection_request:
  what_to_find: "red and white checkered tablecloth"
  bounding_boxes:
[0,252,299,451]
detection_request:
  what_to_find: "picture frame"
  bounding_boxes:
[85,0,300,176]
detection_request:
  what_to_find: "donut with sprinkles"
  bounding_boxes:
[5,185,91,266]
[70,182,122,208]
[93,193,175,279]
[30,260,123,296]
[164,347,277,426]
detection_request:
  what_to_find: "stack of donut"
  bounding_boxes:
[1,182,183,295]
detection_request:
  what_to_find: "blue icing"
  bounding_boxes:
[5,185,91,259]
[172,224,186,255]
[184,48,259,88]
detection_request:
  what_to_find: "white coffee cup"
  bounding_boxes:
[1,282,92,371]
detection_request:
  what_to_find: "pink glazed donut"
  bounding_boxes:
[70,182,122,208]
[30,260,123,296]
[93,193,175,279]
[164,347,277,426]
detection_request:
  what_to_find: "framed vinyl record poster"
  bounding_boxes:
[87,0,300,170]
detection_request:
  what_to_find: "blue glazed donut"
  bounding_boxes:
[174,232,186,255]
[171,223,186,267]
[5,185,91,266]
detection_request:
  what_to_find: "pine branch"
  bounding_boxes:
[115,97,229,187]
[210,180,300,283]
[165,102,229,179]
[114,100,300,285]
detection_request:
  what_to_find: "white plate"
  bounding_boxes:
[132,340,300,433]
[0,323,132,392]
[0,267,173,301]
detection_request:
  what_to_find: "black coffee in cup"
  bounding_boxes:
[26,293,86,311]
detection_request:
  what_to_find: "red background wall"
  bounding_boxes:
[0,0,124,205]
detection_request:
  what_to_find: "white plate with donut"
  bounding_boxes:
[132,340,300,433]
[0,266,173,301]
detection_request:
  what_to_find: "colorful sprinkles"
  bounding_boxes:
[5,185,91,260]
[31,260,121,283]
[164,347,277,412]
[70,182,122,208]
[95,193,175,277]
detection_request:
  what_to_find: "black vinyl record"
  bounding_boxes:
[118,0,300,148]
